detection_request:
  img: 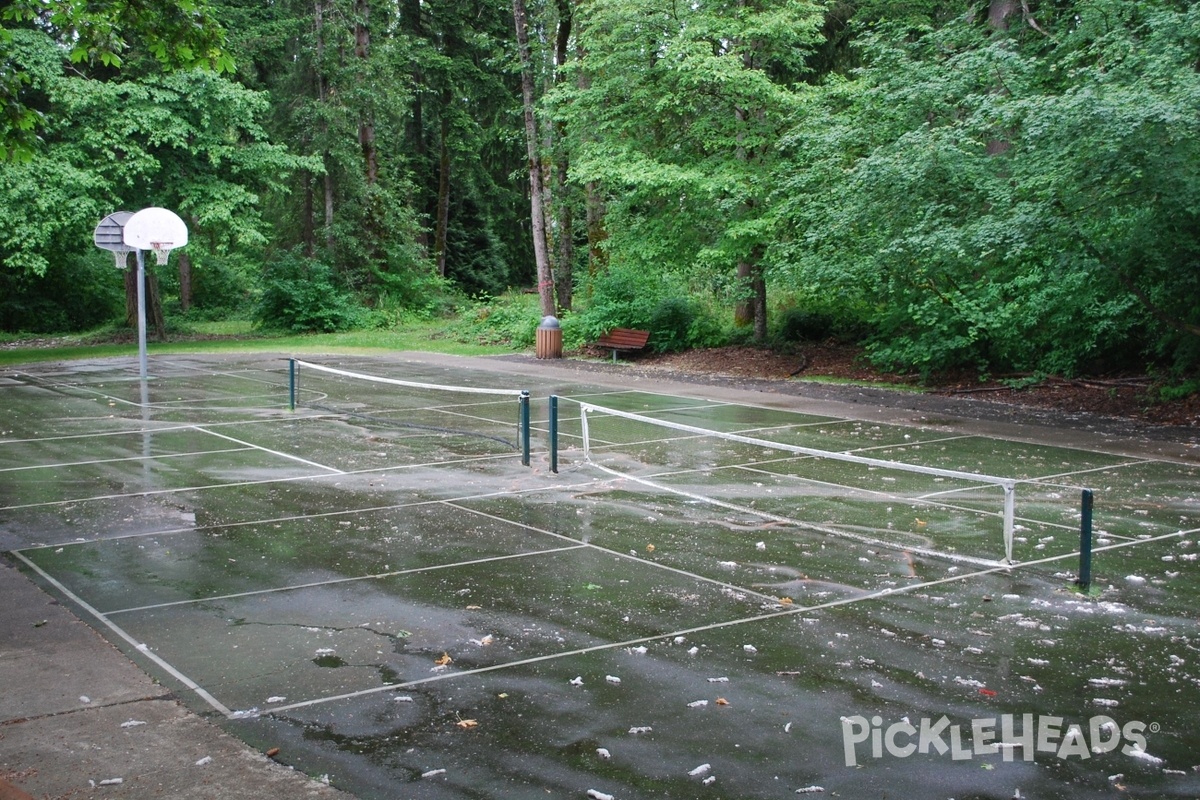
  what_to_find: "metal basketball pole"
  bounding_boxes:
[136,248,148,380]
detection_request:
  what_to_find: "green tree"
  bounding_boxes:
[1,0,232,161]
[0,28,313,332]
[554,0,825,340]
[777,0,1200,377]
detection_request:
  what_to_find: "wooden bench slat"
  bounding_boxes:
[594,328,650,361]
[597,331,649,348]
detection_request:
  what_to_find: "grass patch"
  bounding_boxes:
[0,319,524,367]
[791,375,925,393]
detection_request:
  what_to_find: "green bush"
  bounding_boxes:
[774,306,835,344]
[449,290,540,348]
[254,250,368,333]
[574,263,727,352]
[0,253,124,333]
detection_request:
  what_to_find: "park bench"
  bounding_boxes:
[595,328,650,362]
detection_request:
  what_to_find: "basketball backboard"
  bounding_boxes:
[123,207,188,265]
[93,211,135,268]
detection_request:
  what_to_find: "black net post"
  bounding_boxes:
[520,391,531,467]
[549,395,558,473]
[1077,489,1094,591]
[289,358,297,412]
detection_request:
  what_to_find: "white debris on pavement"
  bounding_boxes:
[586,790,615,800]
[743,645,758,654]
[688,763,711,777]
[596,748,611,760]
[570,676,584,686]
[687,700,709,708]
[119,720,146,728]
[606,675,622,685]
[195,756,213,766]
[628,726,652,734]
[422,769,446,778]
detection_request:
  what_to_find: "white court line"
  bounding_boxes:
[260,528,1195,718]
[17,478,597,550]
[105,544,589,615]
[9,550,233,717]
[0,447,253,474]
[449,502,787,605]
[190,425,344,474]
[0,415,331,446]
[9,371,282,411]
[0,450,524,512]
[588,462,1005,568]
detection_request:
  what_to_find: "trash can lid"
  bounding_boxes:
[539,315,561,329]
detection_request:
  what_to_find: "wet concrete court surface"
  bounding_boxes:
[2,352,1199,799]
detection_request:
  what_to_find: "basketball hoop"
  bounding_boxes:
[150,243,172,265]
[122,208,188,264]
[93,211,135,269]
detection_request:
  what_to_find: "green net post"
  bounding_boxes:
[1077,489,1094,591]
[549,395,558,473]
[520,391,531,467]
[289,358,296,412]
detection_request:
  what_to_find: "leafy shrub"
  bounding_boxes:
[774,307,835,344]
[449,290,540,347]
[574,262,663,340]
[574,263,727,352]
[0,253,124,333]
[254,250,368,333]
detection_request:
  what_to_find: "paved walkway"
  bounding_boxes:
[0,558,349,799]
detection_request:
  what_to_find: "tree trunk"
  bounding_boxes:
[513,0,555,317]
[146,270,167,340]
[124,269,137,328]
[434,102,451,277]
[315,0,334,249]
[585,182,607,281]
[301,170,316,255]
[177,252,192,313]
[354,0,377,185]
[552,0,574,311]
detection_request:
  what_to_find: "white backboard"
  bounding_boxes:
[123,207,188,251]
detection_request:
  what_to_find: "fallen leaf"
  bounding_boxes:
[266,747,280,758]
[779,597,793,605]
[435,653,453,666]
[716,697,730,706]
[456,718,479,729]
[646,544,656,552]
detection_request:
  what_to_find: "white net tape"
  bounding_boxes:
[577,401,1019,564]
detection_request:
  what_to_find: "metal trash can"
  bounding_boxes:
[536,315,562,359]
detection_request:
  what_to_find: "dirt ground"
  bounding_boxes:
[581,342,1200,430]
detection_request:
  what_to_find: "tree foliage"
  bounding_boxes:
[2,0,1198,383]
[775,0,1200,376]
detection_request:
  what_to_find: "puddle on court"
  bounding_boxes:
[218,567,1200,800]
[5,356,1199,800]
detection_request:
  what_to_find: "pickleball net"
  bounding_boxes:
[289,359,531,465]
[565,399,1020,567]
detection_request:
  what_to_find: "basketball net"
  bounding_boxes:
[150,243,172,266]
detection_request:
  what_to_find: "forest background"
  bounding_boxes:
[2,0,1199,396]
